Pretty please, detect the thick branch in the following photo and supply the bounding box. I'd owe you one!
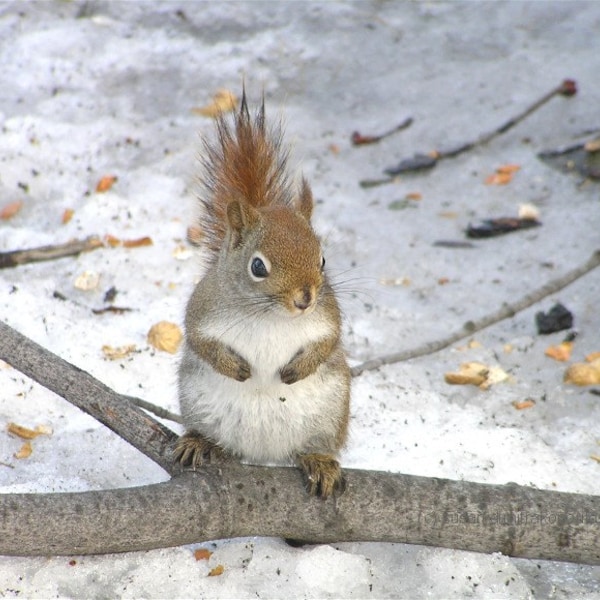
[0,467,599,563]
[0,320,178,474]
[1,316,599,562]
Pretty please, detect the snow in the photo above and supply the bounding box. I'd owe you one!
[1,1,600,597]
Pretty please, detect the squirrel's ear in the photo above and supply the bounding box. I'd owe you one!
[297,178,313,221]
[227,200,260,248]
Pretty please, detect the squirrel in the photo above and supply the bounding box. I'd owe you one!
[174,91,351,498]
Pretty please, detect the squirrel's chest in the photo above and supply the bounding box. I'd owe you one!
[202,312,331,381]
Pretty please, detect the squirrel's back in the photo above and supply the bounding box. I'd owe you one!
[198,92,298,260]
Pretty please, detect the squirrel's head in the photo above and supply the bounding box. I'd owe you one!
[223,180,325,317]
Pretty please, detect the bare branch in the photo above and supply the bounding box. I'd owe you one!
[0,236,104,269]
[1,467,599,563]
[0,320,178,474]
[351,250,600,376]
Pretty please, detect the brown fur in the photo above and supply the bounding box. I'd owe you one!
[198,92,295,260]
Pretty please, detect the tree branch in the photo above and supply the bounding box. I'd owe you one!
[2,310,600,562]
[0,236,104,269]
[0,320,178,474]
[1,467,599,563]
[351,250,600,376]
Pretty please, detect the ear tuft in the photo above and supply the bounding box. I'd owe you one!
[297,178,314,221]
[226,200,260,248]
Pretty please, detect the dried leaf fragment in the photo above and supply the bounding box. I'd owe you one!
[1,200,24,220]
[193,89,238,118]
[512,399,536,410]
[96,175,117,193]
[208,565,224,577]
[586,352,600,363]
[123,236,153,248]
[545,341,573,362]
[7,422,50,440]
[484,164,520,185]
[62,208,75,224]
[104,235,153,248]
[102,344,137,360]
[14,441,32,459]
[444,362,489,387]
[405,192,422,201]
[444,362,509,390]
[194,548,213,561]
[147,321,183,354]
[104,234,121,248]
[564,359,600,386]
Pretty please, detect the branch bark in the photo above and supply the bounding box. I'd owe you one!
[1,321,600,563]
[0,320,178,474]
[1,467,599,563]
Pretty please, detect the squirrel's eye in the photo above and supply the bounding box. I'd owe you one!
[320,256,326,271]
[249,254,270,280]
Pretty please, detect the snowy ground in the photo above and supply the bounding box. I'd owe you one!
[1,1,600,598]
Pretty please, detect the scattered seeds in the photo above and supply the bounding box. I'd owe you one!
[193,89,237,118]
[102,344,137,360]
[74,270,100,291]
[518,203,540,221]
[147,321,183,354]
[544,341,574,362]
[444,362,509,390]
[564,359,600,386]
[14,441,33,459]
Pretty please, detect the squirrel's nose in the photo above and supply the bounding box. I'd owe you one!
[293,286,315,311]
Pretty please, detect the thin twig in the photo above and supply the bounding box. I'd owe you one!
[0,236,104,269]
[125,395,183,424]
[351,117,413,146]
[351,249,600,376]
[361,79,577,187]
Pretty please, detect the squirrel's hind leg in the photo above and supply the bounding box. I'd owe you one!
[174,430,230,468]
[296,453,346,499]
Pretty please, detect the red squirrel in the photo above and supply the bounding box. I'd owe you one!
[175,92,350,498]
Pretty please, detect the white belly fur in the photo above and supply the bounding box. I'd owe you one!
[179,312,343,463]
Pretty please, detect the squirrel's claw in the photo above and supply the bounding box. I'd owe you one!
[297,453,345,499]
[174,431,226,468]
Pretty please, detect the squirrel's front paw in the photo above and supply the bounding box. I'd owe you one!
[173,431,227,468]
[232,359,251,382]
[218,348,251,382]
[280,363,300,384]
[297,453,345,499]
[280,351,313,384]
